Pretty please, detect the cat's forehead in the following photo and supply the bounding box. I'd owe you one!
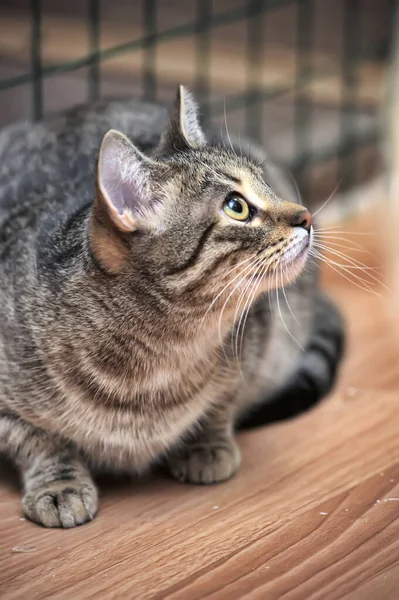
[202,150,279,210]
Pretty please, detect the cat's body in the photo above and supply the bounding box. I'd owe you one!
[0,88,343,527]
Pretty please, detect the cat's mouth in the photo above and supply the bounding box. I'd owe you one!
[280,228,312,268]
[246,229,312,289]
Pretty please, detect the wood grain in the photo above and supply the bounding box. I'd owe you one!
[0,211,398,599]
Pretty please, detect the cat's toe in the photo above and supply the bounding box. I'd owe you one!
[22,479,98,528]
[168,440,241,484]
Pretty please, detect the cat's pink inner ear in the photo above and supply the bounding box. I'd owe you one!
[97,130,150,232]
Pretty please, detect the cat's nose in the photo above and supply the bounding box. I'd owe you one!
[291,208,312,232]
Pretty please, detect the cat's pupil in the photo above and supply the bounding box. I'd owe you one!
[228,198,243,213]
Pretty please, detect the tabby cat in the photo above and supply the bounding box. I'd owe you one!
[0,86,343,527]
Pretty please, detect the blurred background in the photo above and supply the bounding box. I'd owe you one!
[0,0,395,213]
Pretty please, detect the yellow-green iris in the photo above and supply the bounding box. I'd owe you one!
[223,196,250,222]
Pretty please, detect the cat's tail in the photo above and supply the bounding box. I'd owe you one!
[237,293,344,429]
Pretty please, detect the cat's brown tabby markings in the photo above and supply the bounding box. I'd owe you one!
[0,86,343,527]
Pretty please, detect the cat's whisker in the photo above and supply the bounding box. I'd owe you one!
[234,256,273,367]
[220,273,261,371]
[312,248,377,286]
[286,168,302,205]
[312,242,386,288]
[232,259,263,366]
[200,253,258,325]
[311,180,342,219]
[315,258,381,296]
[223,100,237,157]
[238,257,273,362]
[310,249,382,296]
[232,260,265,379]
[237,130,243,156]
[236,267,266,366]
[312,237,371,255]
[217,254,265,367]
[315,229,377,236]
[313,230,367,245]
[313,239,370,264]
[312,239,376,263]
[313,229,372,251]
[275,265,304,351]
[231,270,255,364]
[280,264,300,327]
[313,245,378,272]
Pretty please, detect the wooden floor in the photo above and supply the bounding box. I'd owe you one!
[0,212,398,600]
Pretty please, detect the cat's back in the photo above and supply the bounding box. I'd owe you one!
[0,98,169,413]
[0,98,168,226]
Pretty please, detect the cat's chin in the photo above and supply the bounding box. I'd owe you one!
[239,235,311,294]
[278,229,312,285]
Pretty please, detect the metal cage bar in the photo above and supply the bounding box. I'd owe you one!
[88,0,101,102]
[0,0,393,201]
[0,0,301,93]
[30,0,43,121]
[142,0,158,101]
[294,0,314,195]
[195,0,212,123]
[245,0,265,141]
[339,0,360,194]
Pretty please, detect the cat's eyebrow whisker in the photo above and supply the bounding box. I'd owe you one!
[237,129,243,156]
[285,168,302,205]
[223,99,237,158]
[311,179,342,219]
[220,120,227,153]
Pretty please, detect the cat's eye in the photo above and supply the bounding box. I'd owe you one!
[223,195,251,222]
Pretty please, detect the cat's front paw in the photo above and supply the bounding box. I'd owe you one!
[22,478,98,528]
[168,439,241,484]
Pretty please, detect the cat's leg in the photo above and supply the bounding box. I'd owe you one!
[0,411,97,527]
[167,405,241,484]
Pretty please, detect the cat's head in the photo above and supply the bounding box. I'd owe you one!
[90,85,312,317]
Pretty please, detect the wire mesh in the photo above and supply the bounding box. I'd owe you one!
[0,0,395,204]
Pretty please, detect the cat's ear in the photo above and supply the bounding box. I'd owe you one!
[156,85,206,154]
[91,130,164,272]
[96,129,162,232]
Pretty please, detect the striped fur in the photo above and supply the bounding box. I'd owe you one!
[0,87,344,527]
